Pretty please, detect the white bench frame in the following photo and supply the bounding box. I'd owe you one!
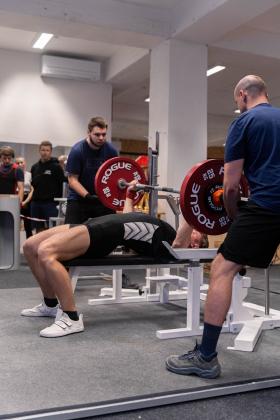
[66,246,280,352]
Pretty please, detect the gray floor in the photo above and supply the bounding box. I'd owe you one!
[90,387,280,419]
[0,264,280,417]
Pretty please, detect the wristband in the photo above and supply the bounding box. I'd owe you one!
[126,189,137,200]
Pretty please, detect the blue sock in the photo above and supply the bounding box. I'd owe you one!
[199,322,222,359]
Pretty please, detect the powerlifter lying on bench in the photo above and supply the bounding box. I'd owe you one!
[21,182,205,338]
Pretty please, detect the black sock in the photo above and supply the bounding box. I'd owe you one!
[199,322,222,359]
[44,297,58,308]
[64,311,79,321]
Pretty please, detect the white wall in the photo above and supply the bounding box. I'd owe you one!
[112,102,148,140]
[0,49,112,147]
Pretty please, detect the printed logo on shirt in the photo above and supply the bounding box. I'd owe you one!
[44,170,52,175]
[124,222,159,243]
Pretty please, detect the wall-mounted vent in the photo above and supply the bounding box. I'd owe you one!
[41,55,101,82]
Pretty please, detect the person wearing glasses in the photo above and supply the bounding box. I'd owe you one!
[65,116,118,224]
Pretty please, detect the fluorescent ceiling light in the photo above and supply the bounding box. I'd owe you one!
[32,33,54,49]
[145,67,225,100]
[207,65,226,77]
[234,109,241,114]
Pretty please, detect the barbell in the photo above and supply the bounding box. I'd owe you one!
[118,178,180,194]
[94,157,249,235]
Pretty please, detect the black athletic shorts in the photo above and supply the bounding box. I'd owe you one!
[82,212,176,259]
[218,200,280,268]
[65,198,115,224]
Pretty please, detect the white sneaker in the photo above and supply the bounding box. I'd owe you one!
[39,312,84,338]
[21,302,58,318]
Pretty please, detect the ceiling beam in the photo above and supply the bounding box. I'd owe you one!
[171,0,280,45]
[0,0,171,48]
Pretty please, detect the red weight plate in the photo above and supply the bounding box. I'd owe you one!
[95,157,147,211]
[180,159,230,235]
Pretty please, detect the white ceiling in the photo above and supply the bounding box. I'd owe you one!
[1,0,280,145]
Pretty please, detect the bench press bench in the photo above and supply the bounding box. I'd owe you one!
[63,246,280,352]
[63,248,216,340]
[63,250,216,305]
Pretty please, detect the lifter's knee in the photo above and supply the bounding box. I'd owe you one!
[23,236,39,259]
[210,253,241,283]
[37,242,57,267]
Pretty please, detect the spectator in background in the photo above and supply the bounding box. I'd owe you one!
[15,156,33,238]
[0,146,24,203]
[30,141,65,232]
[65,116,118,224]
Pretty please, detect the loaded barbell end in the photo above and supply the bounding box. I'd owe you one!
[118,179,128,190]
[212,189,224,206]
[118,179,148,191]
[212,189,249,207]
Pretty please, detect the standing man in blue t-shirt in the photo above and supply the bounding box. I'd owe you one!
[65,116,118,224]
[166,75,280,378]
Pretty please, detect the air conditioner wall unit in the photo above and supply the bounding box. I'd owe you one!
[41,55,101,82]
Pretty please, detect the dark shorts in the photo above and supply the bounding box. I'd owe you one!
[81,212,176,259]
[30,201,58,230]
[65,198,115,224]
[218,201,280,268]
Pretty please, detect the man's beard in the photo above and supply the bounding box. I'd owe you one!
[89,136,103,148]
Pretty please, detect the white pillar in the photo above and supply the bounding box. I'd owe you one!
[149,39,207,224]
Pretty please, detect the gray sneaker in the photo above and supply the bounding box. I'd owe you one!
[21,302,58,318]
[166,344,221,379]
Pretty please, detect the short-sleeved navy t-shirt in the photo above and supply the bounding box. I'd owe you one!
[225,103,280,213]
[66,139,118,200]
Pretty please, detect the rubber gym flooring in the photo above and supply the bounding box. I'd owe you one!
[0,261,280,419]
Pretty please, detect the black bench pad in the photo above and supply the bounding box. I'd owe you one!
[62,254,185,268]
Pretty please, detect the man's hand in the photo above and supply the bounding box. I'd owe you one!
[123,180,143,213]
[172,219,193,248]
[126,180,139,200]
[84,193,97,201]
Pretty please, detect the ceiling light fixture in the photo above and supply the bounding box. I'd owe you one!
[32,33,54,49]
[207,65,226,77]
[145,97,150,102]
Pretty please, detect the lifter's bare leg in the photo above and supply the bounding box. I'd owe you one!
[23,225,89,310]
[35,225,90,311]
[22,225,90,337]
[23,224,71,299]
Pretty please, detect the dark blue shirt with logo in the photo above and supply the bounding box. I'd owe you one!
[225,103,280,213]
